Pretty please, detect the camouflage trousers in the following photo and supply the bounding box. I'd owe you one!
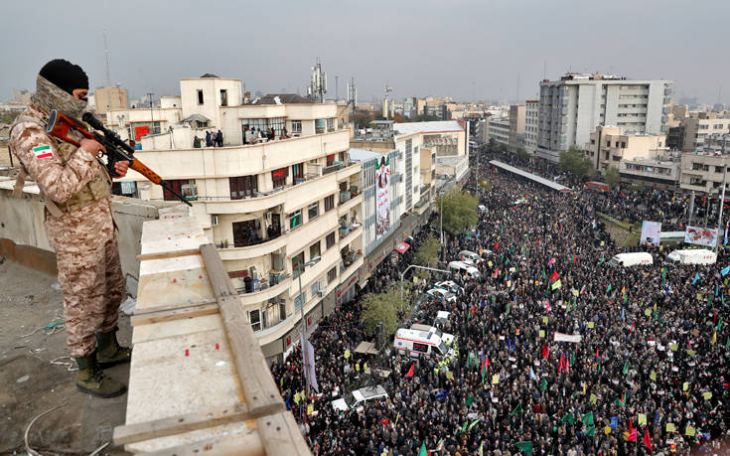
[45,198,125,357]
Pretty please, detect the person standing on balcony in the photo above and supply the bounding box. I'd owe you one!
[8,59,132,398]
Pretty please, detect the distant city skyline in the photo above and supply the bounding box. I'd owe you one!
[2,0,729,105]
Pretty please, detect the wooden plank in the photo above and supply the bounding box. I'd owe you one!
[137,248,201,262]
[140,429,264,456]
[130,303,220,326]
[256,412,311,456]
[114,402,281,445]
[200,244,284,413]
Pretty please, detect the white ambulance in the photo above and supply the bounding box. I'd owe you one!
[394,328,453,358]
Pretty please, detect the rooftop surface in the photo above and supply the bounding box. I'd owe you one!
[0,260,132,455]
[393,120,462,136]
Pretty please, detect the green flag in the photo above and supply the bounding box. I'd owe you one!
[623,361,629,376]
[510,403,523,416]
[514,441,533,454]
[607,284,612,293]
[582,412,594,427]
[717,317,724,332]
[419,441,428,456]
[561,412,575,424]
[468,418,481,431]
[465,395,475,407]
[540,377,548,392]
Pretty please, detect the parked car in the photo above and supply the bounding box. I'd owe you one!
[434,280,464,296]
[331,385,389,412]
[426,288,457,304]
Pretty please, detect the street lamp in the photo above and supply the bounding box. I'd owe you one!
[399,264,452,301]
[296,256,321,394]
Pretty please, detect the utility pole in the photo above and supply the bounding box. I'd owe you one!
[147,92,154,134]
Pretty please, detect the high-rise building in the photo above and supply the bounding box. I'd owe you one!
[524,100,539,154]
[536,73,672,162]
[508,104,526,150]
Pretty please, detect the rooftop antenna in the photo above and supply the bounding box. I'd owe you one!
[308,58,327,103]
[347,77,357,109]
[335,75,339,101]
[103,30,112,87]
[516,73,520,103]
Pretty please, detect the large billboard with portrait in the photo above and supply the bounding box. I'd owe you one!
[640,221,662,246]
[375,156,391,239]
[684,226,718,247]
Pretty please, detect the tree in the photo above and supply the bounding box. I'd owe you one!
[415,234,440,268]
[439,188,479,235]
[514,146,530,162]
[360,284,410,337]
[559,146,595,180]
[605,167,620,188]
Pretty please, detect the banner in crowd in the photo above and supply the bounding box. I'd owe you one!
[375,156,391,239]
[554,332,582,343]
[684,226,718,247]
[640,221,662,246]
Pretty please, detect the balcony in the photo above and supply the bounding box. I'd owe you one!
[236,271,291,306]
[339,253,363,283]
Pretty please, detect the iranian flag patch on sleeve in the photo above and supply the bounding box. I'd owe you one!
[33,144,54,159]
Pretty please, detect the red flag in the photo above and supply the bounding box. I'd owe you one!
[549,271,559,282]
[558,353,568,374]
[573,255,577,265]
[541,343,550,360]
[493,241,501,251]
[624,418,638,441]
[642,428,652,453]
[380,417,391,427]
[405,362,415,378]
[545,300,552,313]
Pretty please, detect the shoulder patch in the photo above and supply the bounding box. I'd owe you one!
[33,144,54,159]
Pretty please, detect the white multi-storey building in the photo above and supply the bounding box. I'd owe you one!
[536,73,672,162]
[524,100,539,154]
[113,74,363,361]
[487,116,511,147]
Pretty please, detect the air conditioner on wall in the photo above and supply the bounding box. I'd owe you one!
[316,291,325,298]
[211,215,219,226]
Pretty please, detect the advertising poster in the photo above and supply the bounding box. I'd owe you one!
[375,157,391,238]
[640,221,662,246]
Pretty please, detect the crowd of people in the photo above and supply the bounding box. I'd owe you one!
[271,150,729,455]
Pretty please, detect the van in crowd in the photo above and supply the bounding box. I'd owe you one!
[608,252,653,267]
[666,249,717,265]
[394,327,453,358]
[331,385,389,412]
[448,260,481,279]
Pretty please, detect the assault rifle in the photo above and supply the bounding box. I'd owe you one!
[45,110,191,206]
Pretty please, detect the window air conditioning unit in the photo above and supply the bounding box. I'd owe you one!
[316,291,325,298]
[211,215,219,226]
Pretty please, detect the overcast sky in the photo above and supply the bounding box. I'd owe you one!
[2,0,728,105]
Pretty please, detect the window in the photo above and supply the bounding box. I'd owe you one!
[279,302,287,322]
[292,252,305,277]
[311,280,321,297]
[289,210,303,230]
[326,232,336,249]
[327,118,334,132]
[308,202,319,220]
[294,291,306,311]
[220,89,228,107]
[291,120,302,134]
[327,267,337,283]
[229,175,258,199]
[197,90,204,105]
[309,241,321,260]
[413,342,429,353]
[315,119,326,134]
[232,220,261,247]
[272,167,288,189]
[326,154,336,166]
[292,162,304,183]
[243,118,286,136]
[163,179,192,201]
[324,194,335,211]
[249,309,261,332]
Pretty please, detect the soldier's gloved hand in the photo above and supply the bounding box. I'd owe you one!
[79,138,106,156]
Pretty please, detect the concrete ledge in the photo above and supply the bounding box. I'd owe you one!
[0,238,57,275]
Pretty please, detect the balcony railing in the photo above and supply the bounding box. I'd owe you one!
[236,270,290,295]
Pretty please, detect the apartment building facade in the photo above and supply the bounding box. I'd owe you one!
[524,100,539,154]
[487,116,511,147]
[114,75,363,360]
[537,73,672,162]
[583,125,667,171]
[681,112,730,152]
[679,152,730,194]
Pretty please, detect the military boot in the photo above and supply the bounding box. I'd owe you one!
[75,354,127,398]
[96,329,132,368]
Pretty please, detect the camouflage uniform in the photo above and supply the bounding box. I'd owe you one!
[9,76,125,357]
